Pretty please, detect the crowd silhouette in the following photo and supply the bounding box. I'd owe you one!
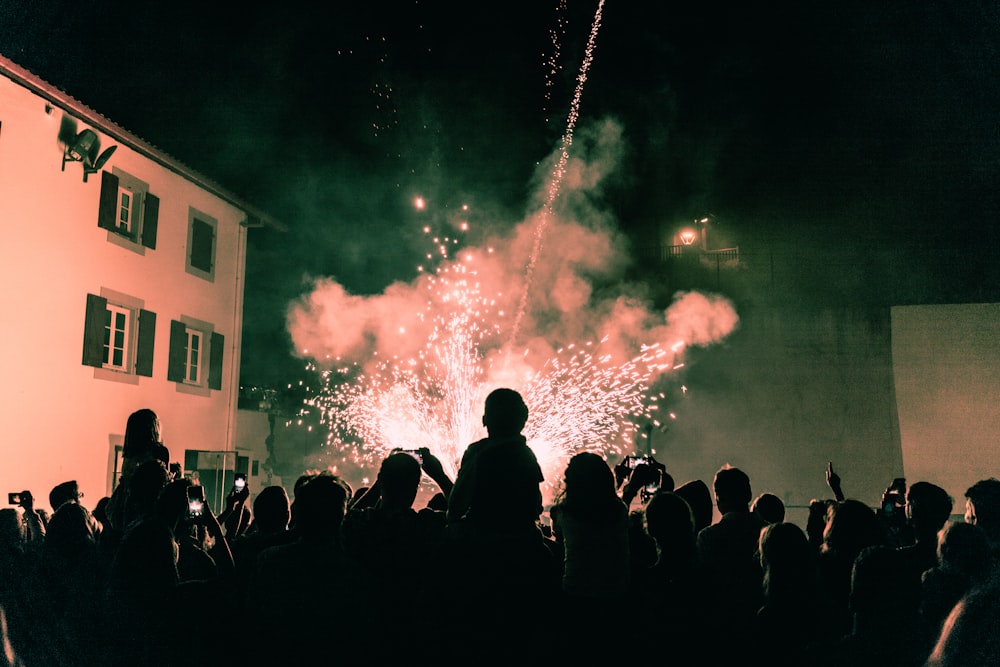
[1,391,999,666]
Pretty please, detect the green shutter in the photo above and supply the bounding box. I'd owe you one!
[167,320,187,383]
[190,219,214,272]
[135,309,156,377]
[97,172,118,231]
[208,332,224,390]
[82,293,107,367]
[141,193,159,249]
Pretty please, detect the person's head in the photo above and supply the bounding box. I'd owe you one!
[49,480,83,513]
[752,492,786,524]
[822,499,883,558]
[252,486,291,534]
[644,491,695,549]
[759,522,812,602]
[906,481,953,537]
[713,465,752,514]
[0,508,25,545]
[674,479,713,533]
[378,452,422,509]
[482,388,529,437]
[557,452,618,513]
[964,478,1000,533]
[937,521,991,581]
[293,474,351,539]
[44,502,99,559]
[123,408,161,459]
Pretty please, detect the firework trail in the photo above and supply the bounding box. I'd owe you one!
[508,0,606,350]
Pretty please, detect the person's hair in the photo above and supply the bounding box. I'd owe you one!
[49,480,81,513]
[907,481,953,533]
[713,465,752,509]
[554,452,621,516]
[937,521,991,581]
[965,478,1000,525]
[252,486,291,533]
[293,474,350,538]
[822,499,883,558]
[482,388,529,436]
[674,479,713,533]
[752,492,786,524]
[0,508,25,544]
[379,452,422,500]
[759,522,812,604]
[123,408,161,458]
[645,491,695,548]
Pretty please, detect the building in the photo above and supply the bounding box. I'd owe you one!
[0,55,283,512]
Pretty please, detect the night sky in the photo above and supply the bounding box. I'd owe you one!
[2,1,998,388]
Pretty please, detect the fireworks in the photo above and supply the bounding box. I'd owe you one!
[302,240,683,496]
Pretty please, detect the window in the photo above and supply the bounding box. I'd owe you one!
[184,327,203,385]
[82,291,155,378]
[186,210,217,281]
[98,170,158,250]
[168,317,224,391]
[104,304,131,371]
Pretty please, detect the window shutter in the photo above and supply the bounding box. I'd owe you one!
[141,193,159,249]
[209,332,225,390]
[97,172,119,231]
[135,309,156,377]
[167,320,187,383]
[82,293,108,367]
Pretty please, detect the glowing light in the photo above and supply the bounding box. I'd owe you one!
[415,197,426,210]
[679,229,697,246]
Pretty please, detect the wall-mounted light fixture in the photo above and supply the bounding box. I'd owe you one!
[59,114,117,182]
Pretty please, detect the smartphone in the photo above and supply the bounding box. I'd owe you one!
[187,485,205,518]
[234,473,247,492]
[626,455,647,469]
[8,493,20,506]
[401,449,423,464]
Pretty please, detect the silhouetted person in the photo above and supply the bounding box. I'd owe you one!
[433,390,557,663]
[920,521,992,640]
[446,388,543,529]
[107,409,163,534]
[897,481,952,590]
[342,450,450,661]
[755,522,823,665]
[229,485,294,601]
[637,491,707,661]
[925,583,1000,666]
[250,474,371,666]
[28,502,104,665]
[810,545,926,667]
[696,465,767,657]
[963,477,1000,568]
[816,498,885,638]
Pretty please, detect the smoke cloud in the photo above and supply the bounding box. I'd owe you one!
[287,116,739,392]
